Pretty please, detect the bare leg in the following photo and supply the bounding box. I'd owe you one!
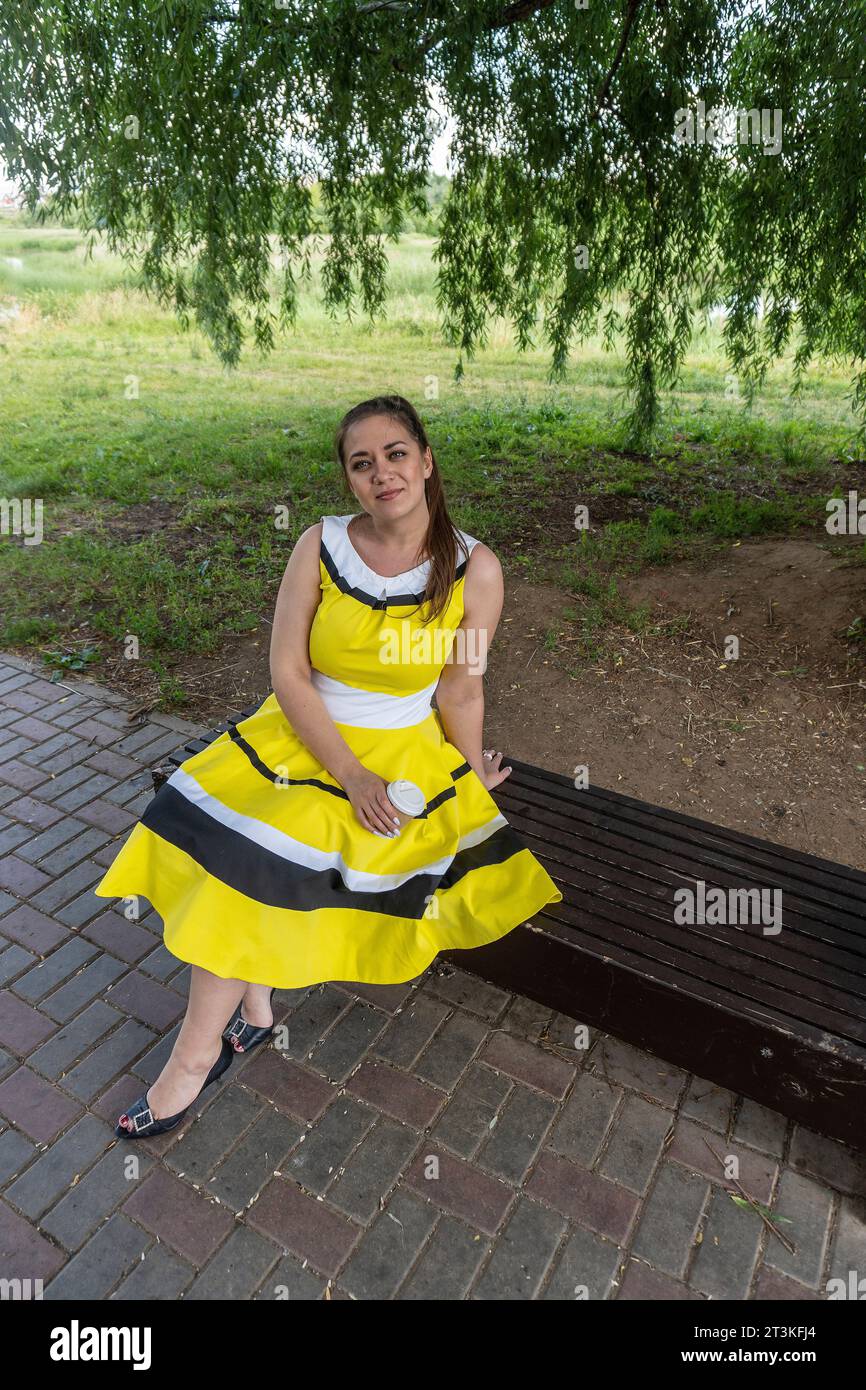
[117,966,245,1130]
[238,982,275,1028]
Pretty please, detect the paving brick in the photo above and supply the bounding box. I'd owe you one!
[138,942,182,982]
[0,1066,82,1141]
[340,1187,438,1298]
[298,999,388,1083]
[734,1096,790,1156]
[0,1196,67,1283]
[471,1195,566,1299]
[241,1049,336,1121]
[7,714,65,742]
[43,1211,151,1299]
[0,822,36,855]
[524,1149,639,1244]
[586,1036,688,1107]
[0,943,37,984]
[32,826,113,877]
[789,1126,866,1198]
[482,1030,577,1099]
[397,1212,490,1300]
[0,1127,36,1184]
[84,747,147,779]
[272,984,353,1060]
[547,1069,620,1167]
[111,724,174,756]
[345,1058,445,1130]
[370,991,450,1070]
[0,735,35,763]
[403,1142,516,1236]
[14,816,89,863]
[29,857,103,914]
[52,772,118,813]
[430,1061,511,1158]
[165,1083,267,1182]
[666,1117,777,1204]
[0,887,19,915]
[41,1145,157,1251]
[110,1241,194,1300]
[752,1265,822,1300]
[184,1224,280,1300]
[0,990,55,1053]
[423,966,512,1021]
[62,1018,156,1101]
[27,765,93,801]
[0,759,45,792]
[122,1165,234,1265]
[327,1117,423,1223]
[1,689,50,715]
[476,1082,557,1184]
[104,970,185,1030]
[0,904,66,953]
[14,936,98,1002]
[253,1251,328,1300]
[413,1008,488,1089]
[689,1181,764,1298]
[207,1106,299,1211]
[29,1000,121,1079]
[827,1194,866,1284]
[597,1094,672,1193]
[69,717,126,747]
[630,1160,709,1277]
[542,1222,623,1300]
[55,887,109,930]
[5,1114,113,1219]
[246,1173,361,1278]
[20,734,93,771]
[1,795,63,830]
[762,1168,832,1288]
[40,952,126,1023]
[75,798,138,834]
[0,854,52,897]
[82,910,158,962]
[618,1260,706,1300]
[282,1093,374,1196]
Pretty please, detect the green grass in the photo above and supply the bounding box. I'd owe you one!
[0,214,861,705]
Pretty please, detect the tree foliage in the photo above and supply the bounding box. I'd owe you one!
[1,0,864,445]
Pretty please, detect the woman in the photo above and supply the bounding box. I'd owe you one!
[94,393,562,1138]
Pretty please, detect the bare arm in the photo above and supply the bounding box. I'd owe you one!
[434,543,509,784]
[268,523,403,837]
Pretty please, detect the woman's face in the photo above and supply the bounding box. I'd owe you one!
[343,414,433,519]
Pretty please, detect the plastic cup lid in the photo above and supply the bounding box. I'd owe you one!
[387,779,426,816]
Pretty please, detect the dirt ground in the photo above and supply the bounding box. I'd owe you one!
[490,532,866,870]
[19,527,866,871]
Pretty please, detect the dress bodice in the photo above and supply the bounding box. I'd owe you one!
[308,514,480,729]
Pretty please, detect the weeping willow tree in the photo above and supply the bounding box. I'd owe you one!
[1,0,864,446]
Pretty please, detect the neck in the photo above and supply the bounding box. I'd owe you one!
[358,500,430,553]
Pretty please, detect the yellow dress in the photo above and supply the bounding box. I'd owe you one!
[93,514,563,987]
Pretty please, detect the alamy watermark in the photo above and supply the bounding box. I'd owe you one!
[674,101,783,156]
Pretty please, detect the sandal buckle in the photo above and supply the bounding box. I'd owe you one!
[228,1017,246,1042]
[132,1106,155,1132]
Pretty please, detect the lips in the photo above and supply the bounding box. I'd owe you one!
[376,489,402,500]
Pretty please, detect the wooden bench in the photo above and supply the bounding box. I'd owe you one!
[152,705,866,1153]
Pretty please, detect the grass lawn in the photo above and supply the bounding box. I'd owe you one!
[0,217,863,709]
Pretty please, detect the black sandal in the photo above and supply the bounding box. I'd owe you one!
[115,1036,234,1139]
[224,986,276,1055]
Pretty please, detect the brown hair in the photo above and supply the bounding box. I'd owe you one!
[334,394,469,624]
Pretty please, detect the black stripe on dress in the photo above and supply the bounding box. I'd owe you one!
[141,783,526,917]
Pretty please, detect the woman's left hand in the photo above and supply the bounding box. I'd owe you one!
[478,748,512,791]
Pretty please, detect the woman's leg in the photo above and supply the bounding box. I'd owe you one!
[238,982,275,1028]
[117,965,245,1129]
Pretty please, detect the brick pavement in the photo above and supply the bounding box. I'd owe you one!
[0,650,864,1301]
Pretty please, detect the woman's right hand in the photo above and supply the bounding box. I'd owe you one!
[342,767,401,838]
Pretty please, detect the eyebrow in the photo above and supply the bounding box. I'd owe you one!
[348,439,408,461]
